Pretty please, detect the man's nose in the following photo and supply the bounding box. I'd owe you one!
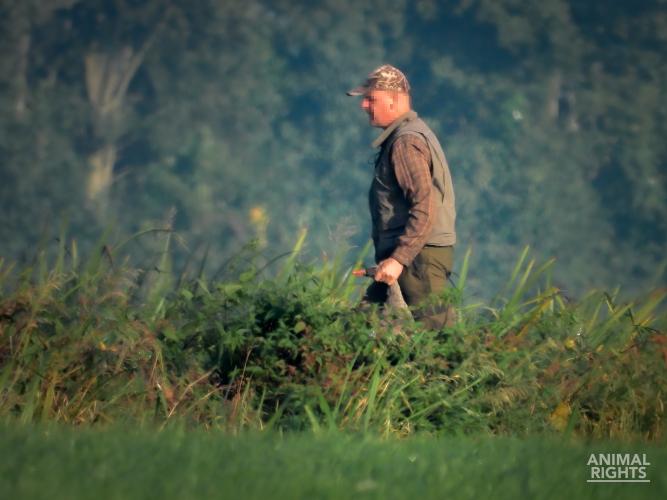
[360,98,369,110]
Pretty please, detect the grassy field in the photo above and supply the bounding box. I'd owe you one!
[1,424,664,500]
[1,236,665,438]
[1,234,665,498]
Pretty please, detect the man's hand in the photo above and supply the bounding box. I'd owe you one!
[374,257,404,285]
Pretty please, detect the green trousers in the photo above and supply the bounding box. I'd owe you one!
[362,245,455,330]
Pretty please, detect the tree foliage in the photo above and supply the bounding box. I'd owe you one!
[0,0,665,296]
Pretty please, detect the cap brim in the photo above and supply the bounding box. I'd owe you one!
[346,85,367,96]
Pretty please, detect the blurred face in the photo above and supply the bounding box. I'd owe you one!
[360,89,399,128]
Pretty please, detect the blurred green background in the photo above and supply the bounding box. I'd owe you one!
[1,0,665,298]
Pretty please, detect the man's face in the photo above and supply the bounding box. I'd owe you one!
[360,89,397,128]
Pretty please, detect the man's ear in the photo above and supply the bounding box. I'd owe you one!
[389,91,398,110]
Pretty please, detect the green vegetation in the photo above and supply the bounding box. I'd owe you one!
[2,424,665,500]
[1,233,664,441]
[1,2,666,495]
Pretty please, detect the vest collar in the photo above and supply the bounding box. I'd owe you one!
[371,110,418,149]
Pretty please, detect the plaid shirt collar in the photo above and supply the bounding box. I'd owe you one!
[371,110,418,149]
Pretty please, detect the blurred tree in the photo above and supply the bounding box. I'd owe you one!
[407,0,666,295]
[0,0,664,297]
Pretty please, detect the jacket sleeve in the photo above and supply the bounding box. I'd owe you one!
[389,134,433,267]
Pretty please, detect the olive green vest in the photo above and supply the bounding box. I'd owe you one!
[369,111,456,260]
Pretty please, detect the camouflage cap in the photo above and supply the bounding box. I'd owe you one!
[346,64,411,96]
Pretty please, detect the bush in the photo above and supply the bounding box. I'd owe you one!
[0,235,665,441]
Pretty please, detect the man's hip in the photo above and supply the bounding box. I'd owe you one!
[398,245,453,304]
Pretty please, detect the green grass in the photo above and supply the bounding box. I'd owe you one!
[0,232,665,440]
[1,423,665,500]
[1,232,665,498]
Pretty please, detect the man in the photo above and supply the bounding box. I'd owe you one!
[347,64,457,329]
